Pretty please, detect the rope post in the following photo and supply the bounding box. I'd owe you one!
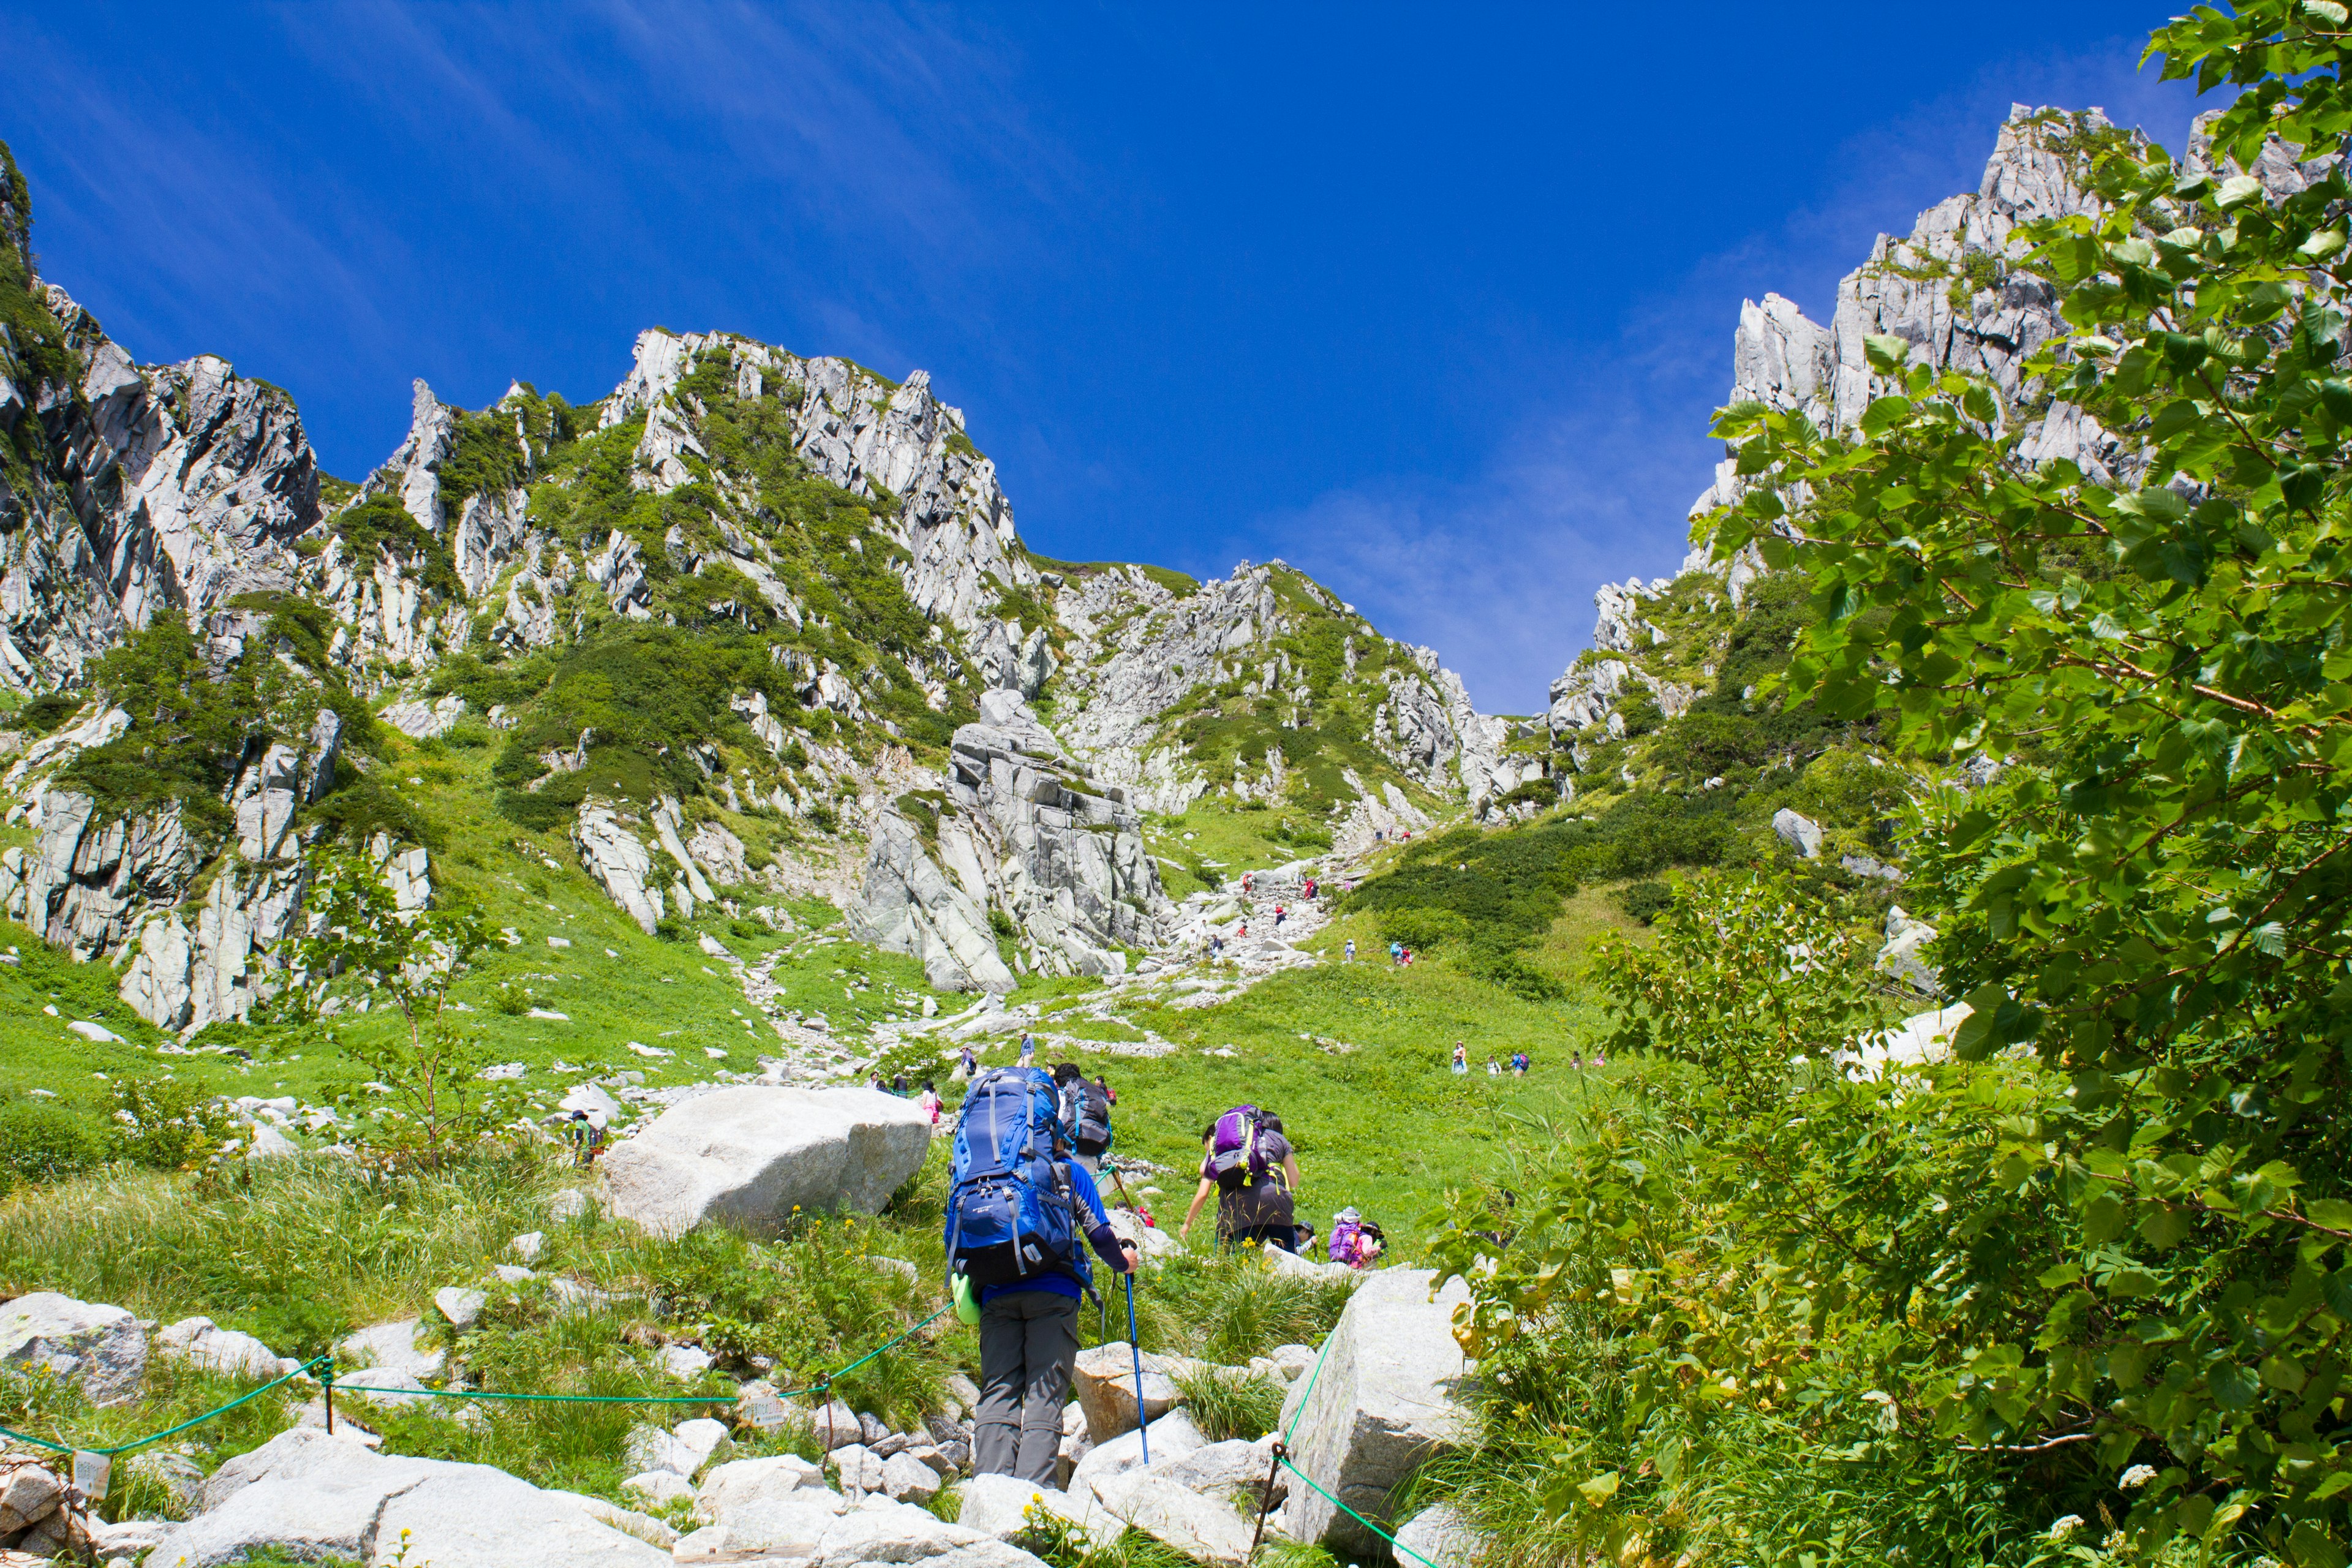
[322,1360,336,1435]
[1247,1439,1287,1561]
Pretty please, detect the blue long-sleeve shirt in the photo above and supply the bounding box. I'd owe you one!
[971,1157,1133,1307]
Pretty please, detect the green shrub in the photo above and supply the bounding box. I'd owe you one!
[1377,907,1469,951]
[1618,880,1672,925]
[333,492,461,598]
[108,1076,238,1171]
[16,692,78,734]
[0,1099,105,1191]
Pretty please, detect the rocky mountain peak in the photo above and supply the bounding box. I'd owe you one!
[1548,103,2135,747]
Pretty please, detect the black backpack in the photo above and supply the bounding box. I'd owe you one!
[1070,1080,1114,1152]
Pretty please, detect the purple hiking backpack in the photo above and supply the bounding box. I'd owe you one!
[1210,1104,1266,1178]
[1329,1210,1363,1265]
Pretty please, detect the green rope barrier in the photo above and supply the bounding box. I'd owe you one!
[1278,1455,1442,1568]
[0,1298,958,1454]
[821,1303,953,1383]
[0,1355,333,1458]
[0,1422,69,1454]
[1281,1325,1336,1445]
[327,1384,738,1404]
[336,1302,955,1408]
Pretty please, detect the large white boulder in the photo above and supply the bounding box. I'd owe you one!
[146,1427,669,1568]
[600,1086,932,1237]
[1278,1268,1474,1555]
[0,1292,146,1406]
[157,1316,298,1380]
[1875,905,1942,995]
[1773,807,1823,858]
[1071,1343,1179,1442]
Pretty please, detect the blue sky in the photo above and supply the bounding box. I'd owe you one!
[1,3,2203,712]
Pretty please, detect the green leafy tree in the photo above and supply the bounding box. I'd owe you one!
[300,855,503,1171]
[1433,874,2065,1567]
[1681,4,2352,1559]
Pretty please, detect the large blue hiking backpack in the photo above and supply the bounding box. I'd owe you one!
[946,1067,1080,1289]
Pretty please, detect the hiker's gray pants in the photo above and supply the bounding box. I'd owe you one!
[974,1289,1080,1485]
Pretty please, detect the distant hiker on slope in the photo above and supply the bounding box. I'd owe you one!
[1052,1061,1115,1174]
[1344,938,1355,963]
[959,1044,978,1082]
[1452,1041,1468,1076]
[1018,1031,1036,1068]
[1180,1104,1302,1251]
[947,1065,1138,1486]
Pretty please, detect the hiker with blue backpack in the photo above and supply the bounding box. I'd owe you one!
[945,1065,1139,1486]
[1177,1104,1302,1251]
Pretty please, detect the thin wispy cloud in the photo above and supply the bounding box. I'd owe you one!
[1266,38,2206,715]
[0,15,406,381]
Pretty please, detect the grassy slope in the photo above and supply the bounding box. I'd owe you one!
[0,718,1636,1243]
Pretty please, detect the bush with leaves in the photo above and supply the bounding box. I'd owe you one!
[1430,874,2109,1566]
[301,856,511,1172]
[1428,9,2352,1566]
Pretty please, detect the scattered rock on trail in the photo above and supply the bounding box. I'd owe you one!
[0,1464,63,1533]
[623,1417,732,1478]
[1154,1436,1286,1505]
[1071,1343,1178,1442]
[509,1230,546,1262]
[157,1317,298,1380]
[558,1084,623,1121]
[1267,1343,1316,1381]
[656,1343,712,1380]
[598,1085,931,1238]
[0,1292,146,1406]
[148,1427,670,1567]
[434,1287,487,1331]
[956,1473,1121,1553]
[1772,807,1824,859]
[1394,1501,1482,1567]
[1278,1267,1475,1555]
[548,1189,590,1221]
[1069,1408,1204,1495]
[1264,1245,1352,1281]
[243,1124,299,1160]
[1088,1468,1259,1564]
[337,1319,443,1381]
[549,1493,677,1552]
[674,1480,1048,1565]
[620,1469,695,1508]
[692,1453,826,1521]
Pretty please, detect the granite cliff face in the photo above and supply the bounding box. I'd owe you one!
[0,134,1514,1015]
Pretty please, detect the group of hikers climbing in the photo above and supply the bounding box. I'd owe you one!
[941,1061,1385,1486]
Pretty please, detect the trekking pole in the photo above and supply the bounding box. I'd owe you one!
[1125,1272,1149,1464]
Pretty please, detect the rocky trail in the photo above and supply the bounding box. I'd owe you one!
[0,1086,1481,1568]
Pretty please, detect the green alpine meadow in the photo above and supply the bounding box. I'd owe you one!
[0,4,2346,1566]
